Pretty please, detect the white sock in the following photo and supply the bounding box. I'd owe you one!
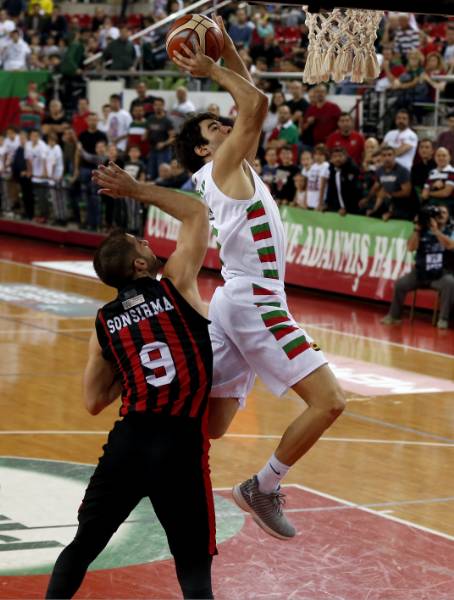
[256,454,290,494]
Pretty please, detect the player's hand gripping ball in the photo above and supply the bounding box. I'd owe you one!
[166,14,224,63]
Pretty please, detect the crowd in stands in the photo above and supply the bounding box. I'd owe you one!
[0,2,453,235]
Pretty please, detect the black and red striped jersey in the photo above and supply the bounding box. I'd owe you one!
[95,277,212,419]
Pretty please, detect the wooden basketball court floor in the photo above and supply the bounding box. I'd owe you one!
[1,234,454,599]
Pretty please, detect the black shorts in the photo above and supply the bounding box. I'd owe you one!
[78,413,217,560]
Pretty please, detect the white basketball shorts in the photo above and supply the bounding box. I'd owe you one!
[208,278,327,405]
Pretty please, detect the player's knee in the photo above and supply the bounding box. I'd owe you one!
[329,388,346,419]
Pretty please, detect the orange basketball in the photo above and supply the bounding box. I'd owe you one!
[166,14,224,63]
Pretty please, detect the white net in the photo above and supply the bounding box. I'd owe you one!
[302,7,383,84]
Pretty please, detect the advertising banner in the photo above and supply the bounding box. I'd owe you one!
[145,205,432,307]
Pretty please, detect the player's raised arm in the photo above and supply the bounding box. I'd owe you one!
[92,162,209,297]
[172,42,268,182]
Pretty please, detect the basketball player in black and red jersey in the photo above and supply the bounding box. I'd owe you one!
[46,166,216,599]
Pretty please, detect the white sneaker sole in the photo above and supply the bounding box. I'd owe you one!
[232,484,295,541]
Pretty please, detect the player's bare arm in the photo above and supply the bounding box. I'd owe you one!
[172,42,268,199]
[93,163,209,312]
[83,331,121,415]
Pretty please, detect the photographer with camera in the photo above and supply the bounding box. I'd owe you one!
[381,204,454,329]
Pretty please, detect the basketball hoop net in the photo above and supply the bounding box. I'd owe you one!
[302,6,383,84]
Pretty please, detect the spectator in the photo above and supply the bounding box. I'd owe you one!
[42,99,66,143]
[228,6,253,49]
[19,81,45,132]
[381,204,454,329]
[411,139,436,192]
[393,50,431,113]
[91,7,106,33]
[304,144,330,210]
[262,90,286,144]
[24,3,47,39]
[293,172,306,208]
[129,81,157,118]
[362,137,380,171]
[167,158,189,188]
[274,146,299,205]
[436,112,454,161]
[442,22,454,64]
[123,145,146,234]
[206,103,220,117]
[59,31,85,110]
[12,130,32,218]
[75,112,108,207]
[106,93,133,152]
[102,142,125,230]
[1,126,20,215]
[421,147,454,210]
[262,147,280,191]
[146,96,175,179]
[43,6,67,41]
[45,131,65,224]
[97,103,110,134]
[29,0,53,16]
[326,113,365,167]
[375,44,405,92]
[382,109,418,172]
[41,35,59,59]
[284,80,309,125]
[325,147,361,215]
[249,33,284,69]
[103,26,136,71]
[4,0,25,19]
[98,17,119,50]
[253,13,274,41]
[359,149,382,209]
[301,84,342,146]
[71,98,90,138]
[0,9,15,48]
[154,161,171,186]
[267,104,299,158]
[169,86,196,132]
[127,104,149,159]
[393,12,420,57]
[25,129,48,222]
[2,29,30,70]
[360,146,413,221]
[422,52,447,101]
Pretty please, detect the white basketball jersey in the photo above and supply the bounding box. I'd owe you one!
[193,161,286,283]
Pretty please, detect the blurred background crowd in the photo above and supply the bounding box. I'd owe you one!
[0,0,453,235]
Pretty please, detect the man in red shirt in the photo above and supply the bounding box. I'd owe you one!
[301,84,341,145]
[326,113,365,166]
[71,98,90,137]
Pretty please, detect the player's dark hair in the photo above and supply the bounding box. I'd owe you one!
[175,112,217,173]
[93,230,139,289]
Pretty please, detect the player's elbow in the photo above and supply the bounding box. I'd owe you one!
[252,92,269,118]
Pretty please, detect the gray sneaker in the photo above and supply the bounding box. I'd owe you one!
[232,475,296,540]
[380,314,402,325]
[437,319,449,330]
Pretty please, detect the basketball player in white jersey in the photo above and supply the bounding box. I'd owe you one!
[94,18,345,540]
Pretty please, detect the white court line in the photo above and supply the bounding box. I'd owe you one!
[302,322,454,359]
[2,259,452,359]
[0,258,99,283]
[2,455,453,540]
[1,430,454,448]
[291,483,454,543]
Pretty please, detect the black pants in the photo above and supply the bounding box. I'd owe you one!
[46,414,216,599]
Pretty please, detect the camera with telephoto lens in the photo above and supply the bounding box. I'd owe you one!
[417,205,441,230]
